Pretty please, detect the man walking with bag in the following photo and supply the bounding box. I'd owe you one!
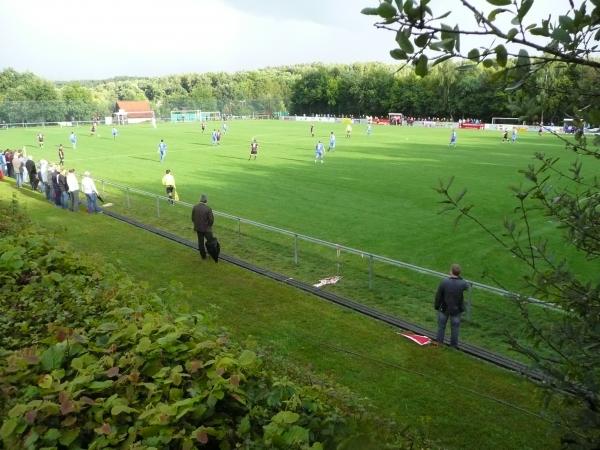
[191,194,214,260]
[434,263,469,348]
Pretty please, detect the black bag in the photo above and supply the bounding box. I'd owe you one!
[206,236,220,263]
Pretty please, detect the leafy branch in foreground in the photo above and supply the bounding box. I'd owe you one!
[363,0,600,80]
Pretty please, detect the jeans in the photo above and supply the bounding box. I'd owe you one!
[16,172,23,188]
[196,231,214,259]
[85,193,101,213]
[436,311,461,347]
[60,191,69,209]
[69,190,79,212]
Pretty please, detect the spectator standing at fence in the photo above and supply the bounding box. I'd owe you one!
[158,139,167,162]
[39,159,49,199]
[50,166,60,205]
[191,194,214,260]
[0,151,6,178]
[161,169,176,205]
[58,169,69,209]
[81,171,101,213]
[4,150,14,178]
[66,169,80,212]
[434,263,470,348]
[69,132,77,149]
[58,144,65,166]
[13,152,24,188]
[25,157,38,191]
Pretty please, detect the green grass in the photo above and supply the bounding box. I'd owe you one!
[0,181,563,449]
[3,120,590,359]
[5,120,592,286]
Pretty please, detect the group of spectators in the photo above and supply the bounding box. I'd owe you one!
[0,148,102,214]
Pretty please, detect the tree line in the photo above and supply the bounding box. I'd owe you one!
[0,60,597,124]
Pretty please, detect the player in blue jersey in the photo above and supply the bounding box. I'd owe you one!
[449,129,457,147]
[328,132,336,151]
[69,132,77,149]
[314,141,324,164]
[112,127,118,140]
[511,128,517,143]
[158,139,167,162]
[367,124,372,136]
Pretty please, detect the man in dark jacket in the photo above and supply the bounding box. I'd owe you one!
[434,263,470,348]
[25,157,38,191]
[191,194,214,259]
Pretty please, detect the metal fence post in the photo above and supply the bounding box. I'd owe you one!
[126,187,130,208]
[368,254,373,290]
[156,196,160,217]
[294,234,298,265]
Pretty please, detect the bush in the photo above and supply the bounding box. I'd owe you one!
[0,199,417,449]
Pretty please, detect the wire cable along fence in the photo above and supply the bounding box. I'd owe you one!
[96,178,551,305]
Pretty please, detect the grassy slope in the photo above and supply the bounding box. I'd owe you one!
[1,181,561,449]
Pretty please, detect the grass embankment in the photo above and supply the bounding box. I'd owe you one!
[0,181,563,449]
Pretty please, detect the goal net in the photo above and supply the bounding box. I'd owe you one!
[491,117,520,125]
[170,110,221,122]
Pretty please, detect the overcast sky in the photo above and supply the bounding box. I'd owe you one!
[0,0,574,81]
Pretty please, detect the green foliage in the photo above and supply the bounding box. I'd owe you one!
[0,202,411,449]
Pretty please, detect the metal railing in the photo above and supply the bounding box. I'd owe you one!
[95,178,553,310]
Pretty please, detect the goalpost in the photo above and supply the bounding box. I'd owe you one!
[170,110,221,122]
[491,117,521,130]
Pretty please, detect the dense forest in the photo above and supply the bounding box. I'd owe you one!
[0,60,597,124]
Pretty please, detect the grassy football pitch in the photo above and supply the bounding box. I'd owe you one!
[4,119,592,289]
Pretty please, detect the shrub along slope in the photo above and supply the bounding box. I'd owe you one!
[0,198,407,449]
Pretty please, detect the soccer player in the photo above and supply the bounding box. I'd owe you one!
[69,132,77,149]
[449,129,457,147]
[222,122,228,134]
[249,138,258,160]
[211,129,217,145]
[310,124,314,137]
[367,124,372,136]
[201,122,206,133]
[37,133,44,149]
[90,121,97,136]
[314,141,324,164]
[345,123,352,138]
[216,130,221,144]
[158,139,167,162]
[161,169,176,205]
[328,132,336,151]
[58,144,65,166]
[502,130,509,142]
[112,127,118,140]
[511,128,517,143]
